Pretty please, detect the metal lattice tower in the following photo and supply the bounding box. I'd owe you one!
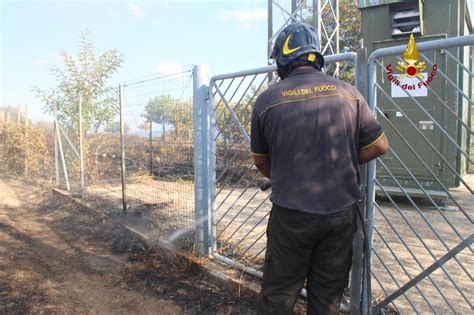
[268,0,340,73]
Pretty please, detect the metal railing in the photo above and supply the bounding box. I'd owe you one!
[366,35,473,314]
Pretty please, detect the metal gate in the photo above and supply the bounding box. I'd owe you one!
[194,52,366,306]
[366,36,473,313]
[193,35,473,314]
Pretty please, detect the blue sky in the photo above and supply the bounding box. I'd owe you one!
[2,0,473,122]
[1,0,273,122]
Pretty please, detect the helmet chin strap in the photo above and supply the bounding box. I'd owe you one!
[276,63,292,80]
[277,59,323,80]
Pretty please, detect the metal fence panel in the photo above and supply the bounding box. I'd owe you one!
[367,35,473,314]
[118,67,195,241]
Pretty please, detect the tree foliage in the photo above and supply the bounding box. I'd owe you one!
[305,0,361,82]
[33,31,123,134]
[338,0,362,53]
[142,95,175,127]
[305,0,361,53]
[142,95,193,140]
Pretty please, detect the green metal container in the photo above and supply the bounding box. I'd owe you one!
[359,0,472,200]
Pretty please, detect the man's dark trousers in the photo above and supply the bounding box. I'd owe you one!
[257,203,356,315]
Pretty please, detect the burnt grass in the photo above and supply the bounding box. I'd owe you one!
[75,207,258,314]
[0,180,257,314]
[84,134,264,189]
[65,200,258,314]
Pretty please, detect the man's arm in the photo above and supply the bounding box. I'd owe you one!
[252,154,271,179]
[251,97,271,178]
[358,133,389,164]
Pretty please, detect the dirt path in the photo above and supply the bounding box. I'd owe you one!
[0,179,256,314]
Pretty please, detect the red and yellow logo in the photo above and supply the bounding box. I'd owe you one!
[397,34,426,80]
[386,34,437,92]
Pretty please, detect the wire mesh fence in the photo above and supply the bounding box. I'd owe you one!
[119,66,195,240]
[367,36,473,314]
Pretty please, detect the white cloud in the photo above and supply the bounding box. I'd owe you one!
[156,63,185,77]
[219,8,267,29]
[128,3,145,18]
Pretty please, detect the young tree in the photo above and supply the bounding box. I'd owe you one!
[142,95,193,140]
[142,95,174,127]
[33,30,123,134]
[142,95,174,141]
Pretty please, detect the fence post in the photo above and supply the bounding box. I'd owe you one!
[79,94,85,198]
[350,48,368,315]
[54,105,59,187]
[363,55,378,315]
[149,120,153,176]
[267,0,273,82]
[55,115,70,191]
[193,64,211,256]
[209,77,217,253]
[119,84,127,214]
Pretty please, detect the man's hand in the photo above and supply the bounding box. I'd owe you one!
[252,154,271,179]
[358,133,389,164]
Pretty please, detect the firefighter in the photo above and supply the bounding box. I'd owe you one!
[251,22,388,314]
